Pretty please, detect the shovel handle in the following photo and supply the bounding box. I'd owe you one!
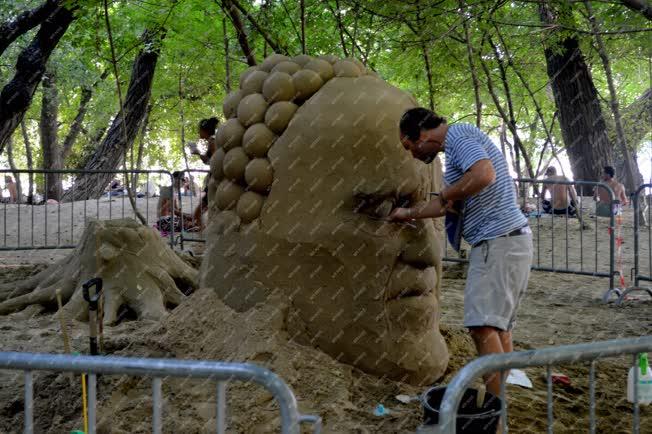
[82,278,103,310]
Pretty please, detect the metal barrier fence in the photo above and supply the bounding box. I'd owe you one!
[619,184,652,303]
[417,335,652,434]
[0,169,176,250]
[442,178,618,300]
[175,169,210,249]
[0,351,321,434]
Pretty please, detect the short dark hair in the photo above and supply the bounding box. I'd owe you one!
[199,117,219,135]
[604,166,615,178]
[399,108,446,141]
[545,166,557,176]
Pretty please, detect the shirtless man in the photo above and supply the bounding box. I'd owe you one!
[540,167,578,216]
[4,176,17,203]
[595,166,628,217]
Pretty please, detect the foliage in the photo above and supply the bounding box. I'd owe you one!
[0,0,649,177]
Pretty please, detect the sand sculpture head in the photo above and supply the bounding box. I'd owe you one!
[201,54,448,384]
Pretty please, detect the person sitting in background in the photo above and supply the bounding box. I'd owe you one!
[595,166,628,217]
[156,181,198,235]
[540,166,578,216]
[4,176,18,203]
[188,117,219,228]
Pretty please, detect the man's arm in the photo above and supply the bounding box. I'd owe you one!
[619,184,629,205]
[389,159,495,221]
[440,159,495,202]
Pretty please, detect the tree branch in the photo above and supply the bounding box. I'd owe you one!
[0,0,59,57]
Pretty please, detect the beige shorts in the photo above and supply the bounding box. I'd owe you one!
[464,233,533,331]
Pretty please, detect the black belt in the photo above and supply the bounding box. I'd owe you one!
[473,226,531,248]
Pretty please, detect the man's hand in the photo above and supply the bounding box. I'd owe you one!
[187,141,199,155]
[388,207,413,222]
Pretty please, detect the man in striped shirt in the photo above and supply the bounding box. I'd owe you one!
[390,108,533,396]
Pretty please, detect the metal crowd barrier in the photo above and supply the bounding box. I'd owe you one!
[0,169,176,250]
[0,351,321,434]
[417,335,652,434]
[619,184,652,303]
[442,178,618,301]
[174,169,210,249]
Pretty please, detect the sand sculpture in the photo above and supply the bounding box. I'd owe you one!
[0,219,198,322]
[201,54,448,385]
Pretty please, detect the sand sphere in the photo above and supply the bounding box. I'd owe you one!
[245,158,274,192]
[293,69,324,101]
[260,53,289,72]
[333,60,361,77]
[264,101,298,134]
[216,118,246,151]
[291,54,313,66]
[237,93,268,127]
[223,90,243,119]
[236,191,265,223]
[222,147,250,181]
[216,179,244,210]
[241,70,269,96]
[210,148,226,180]
[305,59,334,82]
[271,61,301,75]
[239,66,260,89]
[243,123,276,158]
[262,72,295,103]
[318,54,339,64]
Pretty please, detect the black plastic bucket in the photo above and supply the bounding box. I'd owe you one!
[422,386,502,433]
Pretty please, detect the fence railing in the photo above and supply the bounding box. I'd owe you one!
[0,351,321,434]
[442,178,619,301]
[174,169,210,249]
[617,184,652,303]
[0,169,176,250]
[416,335,652,434]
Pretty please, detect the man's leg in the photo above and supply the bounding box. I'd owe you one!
[469,326,509,396]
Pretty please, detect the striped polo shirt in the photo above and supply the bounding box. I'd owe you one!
[443,123,527,246]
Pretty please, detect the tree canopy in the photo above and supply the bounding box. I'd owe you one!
[0,0,650,187]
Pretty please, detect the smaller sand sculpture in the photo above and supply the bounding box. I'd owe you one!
[0,219,198,322]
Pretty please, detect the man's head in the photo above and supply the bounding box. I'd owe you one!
[399,108,447,163]
[545,166,557,177]
[198,117,219,140]
[4,176,12,183]
[603,166,615,181]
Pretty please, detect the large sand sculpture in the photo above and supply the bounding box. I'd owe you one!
[201,54,449,385]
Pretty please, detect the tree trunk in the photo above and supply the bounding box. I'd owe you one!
[223,17,231,93]
[20,120,34,203]
[222,0,257,66]
[329,0,349,57]
[421,43,435,111]
[6,137,23,202]
[0,5,75,156]
[63,33,162,201]
[0,0,59,57]
[300,0,306,54]
[539,2,612,182]
[459,0,482,127]
[229,0,285,55]
[585,0,638,193]
[132,103,151,191]
[620,0,652,19]
[40,70,63,201]
[61,86,93,162]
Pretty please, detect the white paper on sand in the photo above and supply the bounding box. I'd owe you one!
[506,369,533,388]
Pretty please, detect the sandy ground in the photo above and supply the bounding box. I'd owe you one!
[0,203,650,433]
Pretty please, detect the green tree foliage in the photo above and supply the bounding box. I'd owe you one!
[0,0,649,179]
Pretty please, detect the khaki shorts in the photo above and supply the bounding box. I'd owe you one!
[464,233,533,331]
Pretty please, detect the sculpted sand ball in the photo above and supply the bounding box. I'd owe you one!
[201,54,448,385]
